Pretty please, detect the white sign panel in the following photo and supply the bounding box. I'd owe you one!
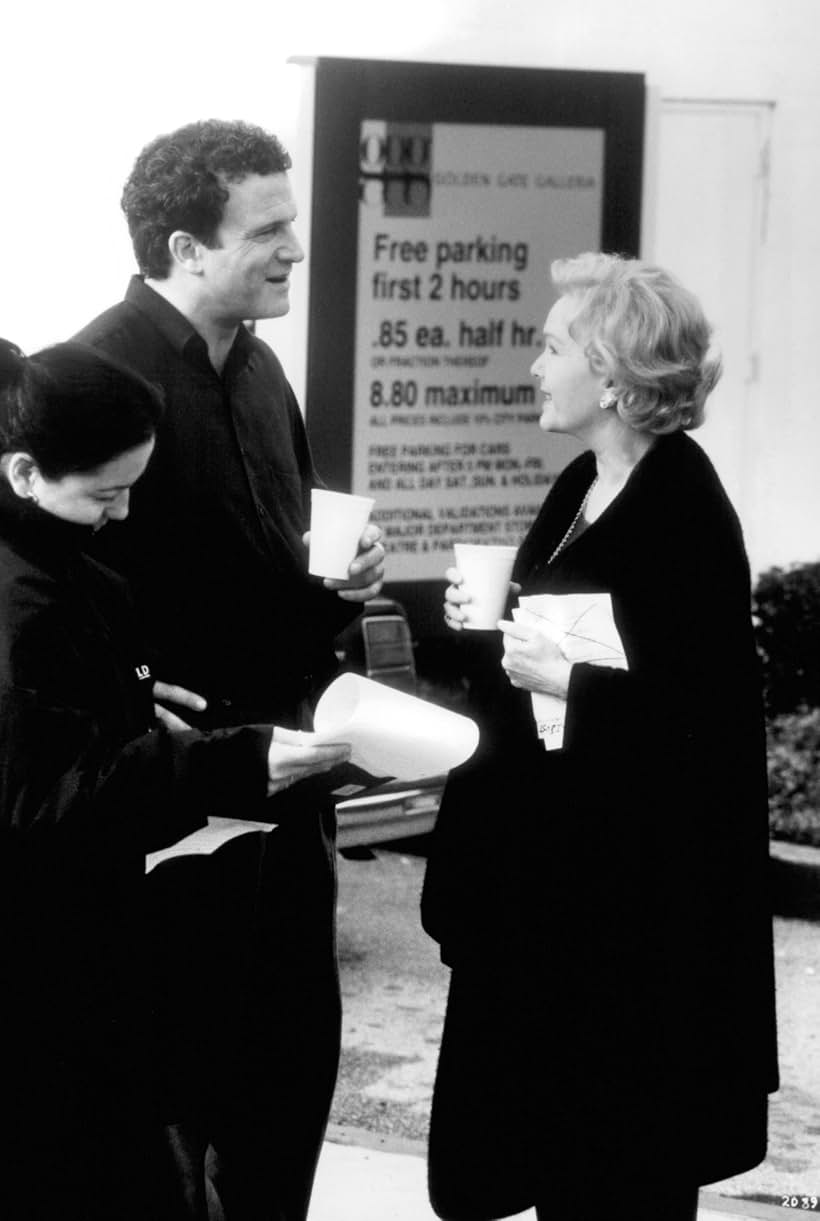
[352,121,604,580]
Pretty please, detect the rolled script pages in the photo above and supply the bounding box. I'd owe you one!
[313,673,479,782]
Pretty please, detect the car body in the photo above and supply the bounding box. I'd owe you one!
[335,774,444,849]
[332,597,444,847]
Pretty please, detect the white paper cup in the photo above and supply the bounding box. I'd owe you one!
[308,489,375,580]
[453,543,518,630]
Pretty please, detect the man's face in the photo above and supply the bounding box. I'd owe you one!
[201,172,304,325]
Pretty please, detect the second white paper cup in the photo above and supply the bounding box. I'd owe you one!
[308,489,375,580]
[453,543,518,630]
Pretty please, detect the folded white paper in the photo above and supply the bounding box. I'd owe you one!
[313,673,479,781]
[514,593,628,751]
[145,816,276,874]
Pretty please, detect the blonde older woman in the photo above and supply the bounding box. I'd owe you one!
[422,253,778,1221]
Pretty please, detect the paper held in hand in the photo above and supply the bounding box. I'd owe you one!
[145,816,276,875]
[145,677,479,874]
[514,592,628,751]
[313,673,479,782]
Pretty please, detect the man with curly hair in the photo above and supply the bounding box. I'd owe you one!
[75,119,385,1221]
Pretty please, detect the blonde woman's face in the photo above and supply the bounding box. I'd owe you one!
[530,295,607,438]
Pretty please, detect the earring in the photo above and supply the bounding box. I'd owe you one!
[599,387,618,411]
[28,490,39,505]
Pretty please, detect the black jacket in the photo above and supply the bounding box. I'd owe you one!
[0,481,270,1219]
[422,434,778,1215]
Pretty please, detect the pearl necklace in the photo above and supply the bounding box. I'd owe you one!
[547,476,598,564]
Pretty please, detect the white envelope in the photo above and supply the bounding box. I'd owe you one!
[513,593,628,750]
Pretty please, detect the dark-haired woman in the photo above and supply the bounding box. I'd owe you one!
[422,254,778,1221]
[0,340,349,1220]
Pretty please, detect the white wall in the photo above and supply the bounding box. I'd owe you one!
[2,0,817,574]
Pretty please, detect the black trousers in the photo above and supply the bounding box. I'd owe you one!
[145,807,341,1221]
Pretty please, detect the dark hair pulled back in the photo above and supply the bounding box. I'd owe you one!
[0,339,163,479]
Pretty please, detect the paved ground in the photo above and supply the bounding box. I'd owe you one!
[310,1138,798,1221]
[332,846,448,1141]
[331,847,820,1210]
[712,915,820,1207]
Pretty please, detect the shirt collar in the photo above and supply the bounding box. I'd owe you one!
[124,275,255,370]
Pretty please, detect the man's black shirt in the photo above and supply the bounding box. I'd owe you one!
[76,277,355,726]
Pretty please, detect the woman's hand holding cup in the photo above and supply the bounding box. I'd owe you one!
[443,566,522,632]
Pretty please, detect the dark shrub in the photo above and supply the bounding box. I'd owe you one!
[767,708,820,847]
[753,562,820,716]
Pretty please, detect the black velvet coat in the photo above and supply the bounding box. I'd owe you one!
[0,484,270,1221]
[421,433,778,1220]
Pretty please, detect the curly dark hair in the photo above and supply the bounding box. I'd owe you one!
[121,119,292,279]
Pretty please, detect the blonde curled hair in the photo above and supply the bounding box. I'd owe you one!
[551,252,722,434]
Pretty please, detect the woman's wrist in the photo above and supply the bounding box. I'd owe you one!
[548,658,573,700]
[525,658,573,699]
